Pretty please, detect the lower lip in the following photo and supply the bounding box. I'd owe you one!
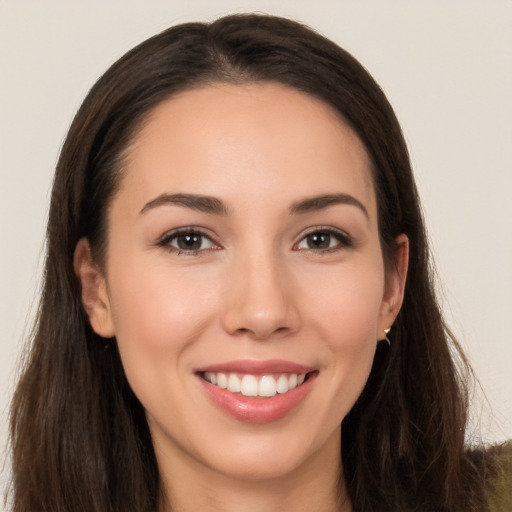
[198,374,317,423]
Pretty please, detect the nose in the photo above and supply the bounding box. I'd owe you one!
[221,250,301,340]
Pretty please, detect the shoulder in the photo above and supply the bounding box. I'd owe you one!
[484,441,512,512]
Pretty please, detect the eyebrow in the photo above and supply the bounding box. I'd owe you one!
[289,193,369,219]
[139,193,229,215]
[139,192,369,219]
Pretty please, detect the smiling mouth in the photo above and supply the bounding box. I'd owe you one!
[199,371,316,397]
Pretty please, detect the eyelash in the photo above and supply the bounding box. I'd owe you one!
[156,226,354,255]
[294,227,354,254]
[157,227,220,256]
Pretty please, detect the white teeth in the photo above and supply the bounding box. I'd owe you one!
[227,374,241,393]
[240,375,258,396]
[204,372,217,385]
[276,374,289,394]
[203,372,308,397]
[217,373,228,389]
[259,375,277,397]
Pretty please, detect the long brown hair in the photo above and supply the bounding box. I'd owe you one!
[9,14,488,511]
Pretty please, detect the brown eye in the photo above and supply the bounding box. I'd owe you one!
[295,229,352,251]
[305,232,332,249]
[175,233,203,250]
[163,230,218,253]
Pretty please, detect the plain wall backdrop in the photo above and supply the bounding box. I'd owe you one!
[1,0,511,496]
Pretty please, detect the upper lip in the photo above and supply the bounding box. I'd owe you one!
[195,359,315,375]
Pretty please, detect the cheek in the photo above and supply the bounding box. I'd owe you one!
[105,259,224,426]
[303,260,385,347]
[319,301,380,427]
[105,255,223,393]
[109,258,215,341]
[300,260,385,408]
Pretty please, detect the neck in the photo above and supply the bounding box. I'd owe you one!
[156,429,352,512]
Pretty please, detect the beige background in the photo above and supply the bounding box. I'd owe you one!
[1,0,511,497]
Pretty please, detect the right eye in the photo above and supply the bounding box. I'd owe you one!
[294,228,353,253]
[159,229,219,254]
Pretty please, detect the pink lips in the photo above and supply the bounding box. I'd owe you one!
[195,359,317,423]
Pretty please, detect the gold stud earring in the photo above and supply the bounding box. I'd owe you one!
[384,327,391,346]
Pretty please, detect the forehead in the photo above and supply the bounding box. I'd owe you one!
[120,82,376,217]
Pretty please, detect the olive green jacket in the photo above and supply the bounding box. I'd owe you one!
[487,442,512,512]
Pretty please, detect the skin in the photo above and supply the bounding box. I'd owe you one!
[75,82,408,512]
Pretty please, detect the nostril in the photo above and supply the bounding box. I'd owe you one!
[231,325,291,340]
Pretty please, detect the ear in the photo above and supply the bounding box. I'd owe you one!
[73,238,115,338]
[378,234,409,339]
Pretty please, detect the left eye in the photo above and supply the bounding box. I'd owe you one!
[295,230,348,251]
[166,231,217,252]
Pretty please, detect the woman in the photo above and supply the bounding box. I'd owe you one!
[8,13,504,512]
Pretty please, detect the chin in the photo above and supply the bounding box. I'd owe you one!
[198,422,341,483]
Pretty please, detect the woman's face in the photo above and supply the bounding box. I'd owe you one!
[78,83,407,483]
